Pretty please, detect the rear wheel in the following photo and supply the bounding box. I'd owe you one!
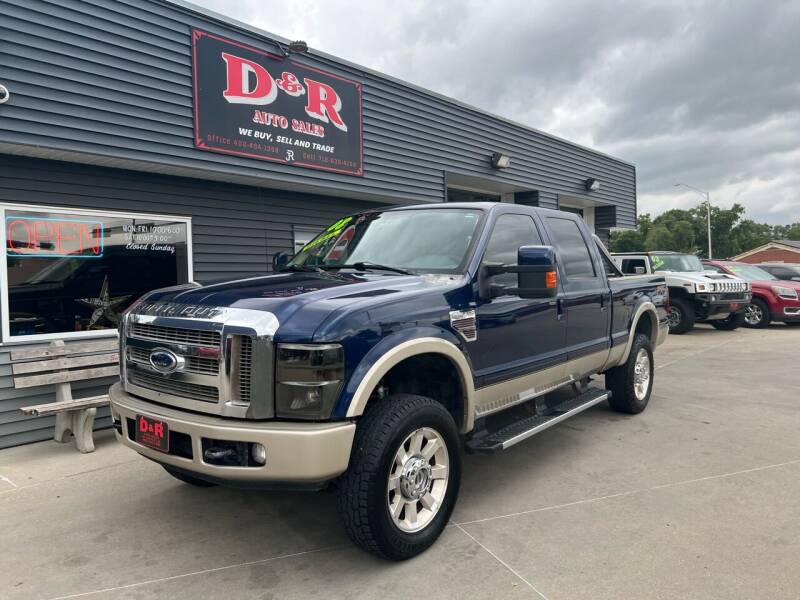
[666,297,695,334]
[711,311,745,330]
[162,465,217,487]
[606,333,654,414]
[337,394,461,560]
[743,298,770,328]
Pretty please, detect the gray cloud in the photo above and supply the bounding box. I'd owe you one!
[193,0,800,224]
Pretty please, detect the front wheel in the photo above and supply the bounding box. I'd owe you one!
[337,394,461,560]
[666,297,695,334]
[743,298,770,328]
[711,311,745,330]
[606,333,654,414]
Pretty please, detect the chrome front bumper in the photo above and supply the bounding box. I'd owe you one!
[110,383,355,485]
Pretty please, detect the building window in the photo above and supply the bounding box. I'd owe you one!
[293,226,321,255]
[1,205,192,341]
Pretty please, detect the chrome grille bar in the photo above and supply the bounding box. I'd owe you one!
[130,322,221,347]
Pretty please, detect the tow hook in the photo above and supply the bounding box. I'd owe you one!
[203,447,237,461]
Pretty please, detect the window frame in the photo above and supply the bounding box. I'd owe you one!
[0,202,193,344]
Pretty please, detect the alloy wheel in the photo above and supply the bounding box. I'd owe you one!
[387,427,449,533]
[633,347,651,401]
[744,304,763,326]
[666,306,682,329]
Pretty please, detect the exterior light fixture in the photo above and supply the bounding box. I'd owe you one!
[0,84,9,105]
[287,40,309,54]
[491,152,511,170]
[585,178,600,192]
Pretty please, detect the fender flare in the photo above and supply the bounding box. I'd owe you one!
[618,301,660,365]
[344,335,476,432]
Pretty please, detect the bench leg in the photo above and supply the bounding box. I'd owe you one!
[54,412,72,444]
[73,408,97,454]
[53,409,97,453]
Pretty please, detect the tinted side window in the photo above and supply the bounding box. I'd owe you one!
[546,217,596,278]
[620,258,647,274]
[483,214,542,287]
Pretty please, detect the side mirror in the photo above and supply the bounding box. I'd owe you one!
[516,246,558,299]
[634,266,646,275]
[479,245,558,299]
[272,251,290,272]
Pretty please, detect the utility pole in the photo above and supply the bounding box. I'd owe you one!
[675,183,712,259]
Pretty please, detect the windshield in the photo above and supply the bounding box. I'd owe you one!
[289,208,483,273]
[725,264,776,281]
[650,253,704,272]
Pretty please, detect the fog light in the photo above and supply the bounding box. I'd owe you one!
[710,295,717,302]
[251,443,267,465]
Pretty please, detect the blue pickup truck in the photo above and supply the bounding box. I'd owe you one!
[110,202,668,559]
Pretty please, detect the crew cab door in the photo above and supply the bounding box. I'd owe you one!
[543,216,612,374]
[471,213,567,386]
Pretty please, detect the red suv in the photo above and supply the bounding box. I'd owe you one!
[703,260,800,328]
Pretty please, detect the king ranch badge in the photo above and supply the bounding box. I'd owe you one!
[192,30,363,175]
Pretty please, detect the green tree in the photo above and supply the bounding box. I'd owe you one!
[609,229,644,252]
[644,225,675,251]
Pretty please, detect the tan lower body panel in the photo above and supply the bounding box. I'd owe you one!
[109,383,355,484]
[474,349,610,417]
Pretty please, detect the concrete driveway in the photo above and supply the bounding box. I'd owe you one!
[2,326,799,599]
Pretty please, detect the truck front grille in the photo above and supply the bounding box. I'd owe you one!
[130,322,221,348]
[715,281,747,293]
[128,346,219,376]
[128,371,219,403]
[238,336,253,403]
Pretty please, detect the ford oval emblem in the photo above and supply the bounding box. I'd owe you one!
[148,348,184,374]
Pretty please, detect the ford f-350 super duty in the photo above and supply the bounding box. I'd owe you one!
[110,203,668,560]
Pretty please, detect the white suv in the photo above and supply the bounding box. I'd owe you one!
[612,252,751,334]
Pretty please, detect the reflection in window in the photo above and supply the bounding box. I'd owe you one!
[5,209,190,337]
[546,217,596,278]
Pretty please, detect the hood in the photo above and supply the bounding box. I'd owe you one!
[658,270,745,284]
[138,270,469,341]
[750,278,800,292]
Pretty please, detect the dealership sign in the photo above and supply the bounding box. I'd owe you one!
[192,30,363,176]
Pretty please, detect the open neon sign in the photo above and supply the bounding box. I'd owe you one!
[6,216,104,258]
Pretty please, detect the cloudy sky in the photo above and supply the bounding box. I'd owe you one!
[195,0,799,224]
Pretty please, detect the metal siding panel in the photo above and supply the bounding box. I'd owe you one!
[0,0,635,213]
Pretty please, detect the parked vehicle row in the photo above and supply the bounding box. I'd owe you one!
[612,251,800,333]
[612,251,751,334]
[703,261,800,328]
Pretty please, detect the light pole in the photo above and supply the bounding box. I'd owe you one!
[675,183,712,259]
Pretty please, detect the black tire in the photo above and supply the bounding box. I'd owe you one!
[162,465,217,487]
[605,333,654,414]
[337,394,462,560]
[743,297,771,328]
[666,297,695,334]
[711,311,745,330]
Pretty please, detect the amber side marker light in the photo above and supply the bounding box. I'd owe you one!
[546,270,558,289]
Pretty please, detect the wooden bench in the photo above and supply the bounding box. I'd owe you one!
[13,339,119,453]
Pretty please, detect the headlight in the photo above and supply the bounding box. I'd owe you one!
[275,343,344,419]
[696,283,708,292]
[772,286,799,300]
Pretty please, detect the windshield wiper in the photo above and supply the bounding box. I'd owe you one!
[322,262,413,275]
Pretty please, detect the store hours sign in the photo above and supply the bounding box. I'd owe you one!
[192,30,363,176]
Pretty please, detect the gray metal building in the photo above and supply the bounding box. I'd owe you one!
[0,0,637,448]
